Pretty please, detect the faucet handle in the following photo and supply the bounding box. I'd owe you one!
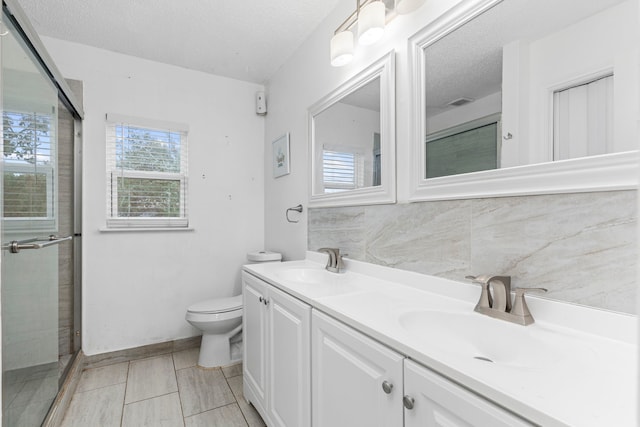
[466,275,493,310]
[511,287,548,324]
[514,287,548,296]
[465,274,490,284]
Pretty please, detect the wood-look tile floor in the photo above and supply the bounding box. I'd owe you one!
[60,348,266,427]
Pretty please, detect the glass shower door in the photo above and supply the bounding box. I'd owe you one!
[1,14,65,426]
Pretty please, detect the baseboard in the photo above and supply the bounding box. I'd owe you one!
[84,335,202,369]
[42,350,85,427]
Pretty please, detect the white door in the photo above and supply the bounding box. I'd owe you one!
[312,310,403,427]
[404,359,533,427]
[242,272,268,416]
[267,286,311,427]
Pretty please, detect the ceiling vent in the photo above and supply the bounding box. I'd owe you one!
[447,97,475,107]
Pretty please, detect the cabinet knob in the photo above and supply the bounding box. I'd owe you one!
[259,296,264,303]
[403,395,415,410]
[381,380,393,394]
[263,298,269,306]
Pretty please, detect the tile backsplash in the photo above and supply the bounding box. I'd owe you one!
[308,191,637,314]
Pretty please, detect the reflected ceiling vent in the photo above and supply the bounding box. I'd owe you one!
[447,97,475,107]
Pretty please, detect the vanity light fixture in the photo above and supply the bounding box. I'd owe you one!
[330,0,426,67]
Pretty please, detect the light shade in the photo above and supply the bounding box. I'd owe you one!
[358,1,385,46]
[330,31,354,67]
[395,0,426,14]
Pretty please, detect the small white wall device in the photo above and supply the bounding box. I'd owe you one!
[256,91,267,115]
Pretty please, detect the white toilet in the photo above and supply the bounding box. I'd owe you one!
[185,251,282,368]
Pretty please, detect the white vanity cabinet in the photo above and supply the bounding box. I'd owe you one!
[311,310,404,427]
[242,272,311,427]
[403,359,534,427]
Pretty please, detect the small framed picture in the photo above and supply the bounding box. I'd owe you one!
[272,133,290,178]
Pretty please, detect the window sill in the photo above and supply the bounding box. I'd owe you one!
[99,227,195,233]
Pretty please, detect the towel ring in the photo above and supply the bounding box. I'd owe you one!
[286,204,303,223]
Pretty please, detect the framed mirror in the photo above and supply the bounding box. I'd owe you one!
[309,52,395,208]
[408,0,638,201]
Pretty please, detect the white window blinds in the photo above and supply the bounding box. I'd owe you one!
[323,150,357,193]
[3,110,57,231]
[553,74,614,161]
[106,114,188,228]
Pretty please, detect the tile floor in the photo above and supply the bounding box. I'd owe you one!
[60,348,266,427]
[3,361,59,427]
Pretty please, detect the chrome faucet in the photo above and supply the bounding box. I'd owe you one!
[466,275,547,326]
[317,248,346,273]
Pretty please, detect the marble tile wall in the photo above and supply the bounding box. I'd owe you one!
[308,190,637,314]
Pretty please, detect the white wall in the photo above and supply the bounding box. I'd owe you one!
[502,0,639,167]
[264,0,464,260]
[42,37,266,355]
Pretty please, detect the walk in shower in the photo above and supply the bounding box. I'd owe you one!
[1,1,83,425]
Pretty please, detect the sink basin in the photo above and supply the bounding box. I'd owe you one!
[398,310,564,369]
[274,268,365,298]
[275,268,337,284]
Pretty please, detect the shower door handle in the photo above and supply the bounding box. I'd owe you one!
[3,235,72,253]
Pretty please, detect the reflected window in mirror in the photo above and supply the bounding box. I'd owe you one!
[323,150,359,193]
[409,0,637,200]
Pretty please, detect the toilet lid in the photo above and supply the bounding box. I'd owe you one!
[187,295,243,314]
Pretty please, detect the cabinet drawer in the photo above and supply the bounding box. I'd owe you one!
[404,359,534,427]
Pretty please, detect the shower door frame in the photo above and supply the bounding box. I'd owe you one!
[2,0,84,380]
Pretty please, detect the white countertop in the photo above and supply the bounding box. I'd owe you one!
[243,252,638,427]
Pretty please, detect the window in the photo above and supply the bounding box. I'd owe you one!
[322,149,364,193]
[3,110,56,231]
[106,114,188,228]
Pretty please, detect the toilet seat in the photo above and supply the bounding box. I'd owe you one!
[187,295,242,314]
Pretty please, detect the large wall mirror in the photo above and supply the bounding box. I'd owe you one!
[409,0,638,201]
[309,52,395,207]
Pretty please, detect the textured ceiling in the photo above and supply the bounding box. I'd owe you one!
[16,0,342,84]
[425,0,627,119]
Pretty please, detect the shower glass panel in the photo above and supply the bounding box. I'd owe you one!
[1,15,64,426]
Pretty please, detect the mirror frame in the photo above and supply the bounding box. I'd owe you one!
[308,51,396,208]
[408,0,638,202]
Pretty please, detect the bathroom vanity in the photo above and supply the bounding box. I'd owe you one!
[242,252,637,427]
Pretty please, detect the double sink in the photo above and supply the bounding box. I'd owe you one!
[250,257,637,426]
[276,266,562,369]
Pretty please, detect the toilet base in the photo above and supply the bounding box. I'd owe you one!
[197,326,242,368]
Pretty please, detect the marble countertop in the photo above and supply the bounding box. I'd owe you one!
[243,252,638,427]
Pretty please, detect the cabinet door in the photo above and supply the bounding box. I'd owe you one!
[312,310,403,427]
[404,359,534,427]
[242,272,268,416]
[267,286,311,427]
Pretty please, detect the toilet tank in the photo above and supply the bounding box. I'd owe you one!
[246,250,282,264]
